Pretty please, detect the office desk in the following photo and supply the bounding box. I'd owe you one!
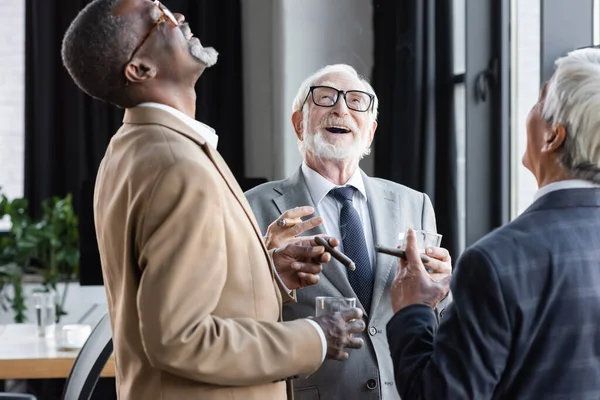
[0,324,115,379]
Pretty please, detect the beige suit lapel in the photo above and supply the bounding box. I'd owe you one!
[201,146,284,310]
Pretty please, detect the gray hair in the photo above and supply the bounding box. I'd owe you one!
[61,0,139,108]
[542,47,600,183]
[291,64,379,121]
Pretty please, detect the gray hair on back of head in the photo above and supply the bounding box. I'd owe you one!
[542,47,600,183]
[61,0,139,108]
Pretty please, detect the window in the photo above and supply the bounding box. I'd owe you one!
[510,0,540,218]
[454,0,466,253]
[595,0,600,46]
[0,1,25,230]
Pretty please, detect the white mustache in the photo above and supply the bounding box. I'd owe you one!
[180,24,192,39]
[318,116,358,133]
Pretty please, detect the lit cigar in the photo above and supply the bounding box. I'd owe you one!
[375,244,431,264]
[315,236,356,271]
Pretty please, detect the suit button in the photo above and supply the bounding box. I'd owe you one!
[366,379,378,390]
[369,326,377,336]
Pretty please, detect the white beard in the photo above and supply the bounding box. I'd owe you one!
[298,112,371,161]
[301,130,371,161]
[189,42,219,67]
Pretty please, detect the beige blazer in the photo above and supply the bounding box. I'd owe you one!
[94,107,322,400]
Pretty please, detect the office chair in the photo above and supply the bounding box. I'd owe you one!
[62,313,113,400]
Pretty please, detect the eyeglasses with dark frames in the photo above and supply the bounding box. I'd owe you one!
[302,85,375,112]
[124,1,178,80]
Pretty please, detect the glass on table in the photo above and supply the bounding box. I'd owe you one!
[32,290,57,338]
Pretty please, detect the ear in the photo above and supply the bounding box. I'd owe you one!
[292,110,304,141]
[124,58,157,84]
[366,119,377,147]
[542,123,566,153]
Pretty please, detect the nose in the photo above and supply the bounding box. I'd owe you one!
[332,96,349,116]
[173,13,185,24]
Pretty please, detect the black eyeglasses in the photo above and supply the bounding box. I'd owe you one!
[125,1,178,70]
[302,85,375,112]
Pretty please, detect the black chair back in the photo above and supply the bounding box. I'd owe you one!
[62,313,113,400]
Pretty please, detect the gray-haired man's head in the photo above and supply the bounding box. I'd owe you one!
[62,0,218,108]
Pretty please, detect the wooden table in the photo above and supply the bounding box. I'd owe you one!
[0,324,115,379]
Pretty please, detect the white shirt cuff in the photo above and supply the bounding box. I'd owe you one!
[306,319,327,363]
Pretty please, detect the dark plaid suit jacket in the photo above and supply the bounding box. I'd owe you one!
[387,188,600,400]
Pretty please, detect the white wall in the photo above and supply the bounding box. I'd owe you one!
[242,0,375,181]
[0,1,25,230]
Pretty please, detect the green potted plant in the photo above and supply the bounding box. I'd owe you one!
[0,189,79,323]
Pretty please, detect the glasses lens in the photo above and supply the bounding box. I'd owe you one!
[158,3,179,25]
[345,91,372,112]
[312,87,339,107]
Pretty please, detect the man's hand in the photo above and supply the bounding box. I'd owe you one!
[391,229,452,313]
[264,206,323,250]
[272,236,340,289]
[313,308,365,360]
[423,246,452,281]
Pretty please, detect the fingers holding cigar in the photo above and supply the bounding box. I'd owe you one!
[315,236,356,271]
[275,207,323,234]
[375,245,431,264]
[265,206,325,250]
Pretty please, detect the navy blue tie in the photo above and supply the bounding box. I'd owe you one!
[329,186,374,313]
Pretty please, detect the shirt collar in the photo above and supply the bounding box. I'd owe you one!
[533,179,600,202]
[301,162,367,205]
[136,102,219,149]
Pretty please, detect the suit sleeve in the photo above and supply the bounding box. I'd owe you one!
[386,247,511,399]
[136,160,322,386]
[421,193,437,233]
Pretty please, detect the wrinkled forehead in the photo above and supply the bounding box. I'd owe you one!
[314,72,367,92]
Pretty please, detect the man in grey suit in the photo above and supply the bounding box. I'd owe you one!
[245,64,452,400]
[387,47,600,400]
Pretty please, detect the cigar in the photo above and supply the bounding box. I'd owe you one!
[375,245,431,264]
[314,236,356,271]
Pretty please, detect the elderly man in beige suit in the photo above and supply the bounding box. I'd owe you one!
[61,1,365,399]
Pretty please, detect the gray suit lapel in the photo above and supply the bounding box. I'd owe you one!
[273,168,359,302]
[272,169,324,237]
[363,173,404,316]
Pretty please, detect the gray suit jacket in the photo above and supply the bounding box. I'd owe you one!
[388,188,600,399]
[245,167,450,400]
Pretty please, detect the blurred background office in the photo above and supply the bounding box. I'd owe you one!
[0,0,598,398]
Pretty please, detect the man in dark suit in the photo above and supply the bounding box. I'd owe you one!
[387,46,600,399]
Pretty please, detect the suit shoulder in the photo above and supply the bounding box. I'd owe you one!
[244,179,286,201]
[368,177,428,199]
[463,217,544,277]
[109,124,213,171]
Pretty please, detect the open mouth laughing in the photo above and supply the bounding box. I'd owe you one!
[325,126,351,134]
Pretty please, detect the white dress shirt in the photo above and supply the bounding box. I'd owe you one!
[137,102,219,149]
[301,162,376,268]
[533,179,600,202]
[134,103,327,362]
